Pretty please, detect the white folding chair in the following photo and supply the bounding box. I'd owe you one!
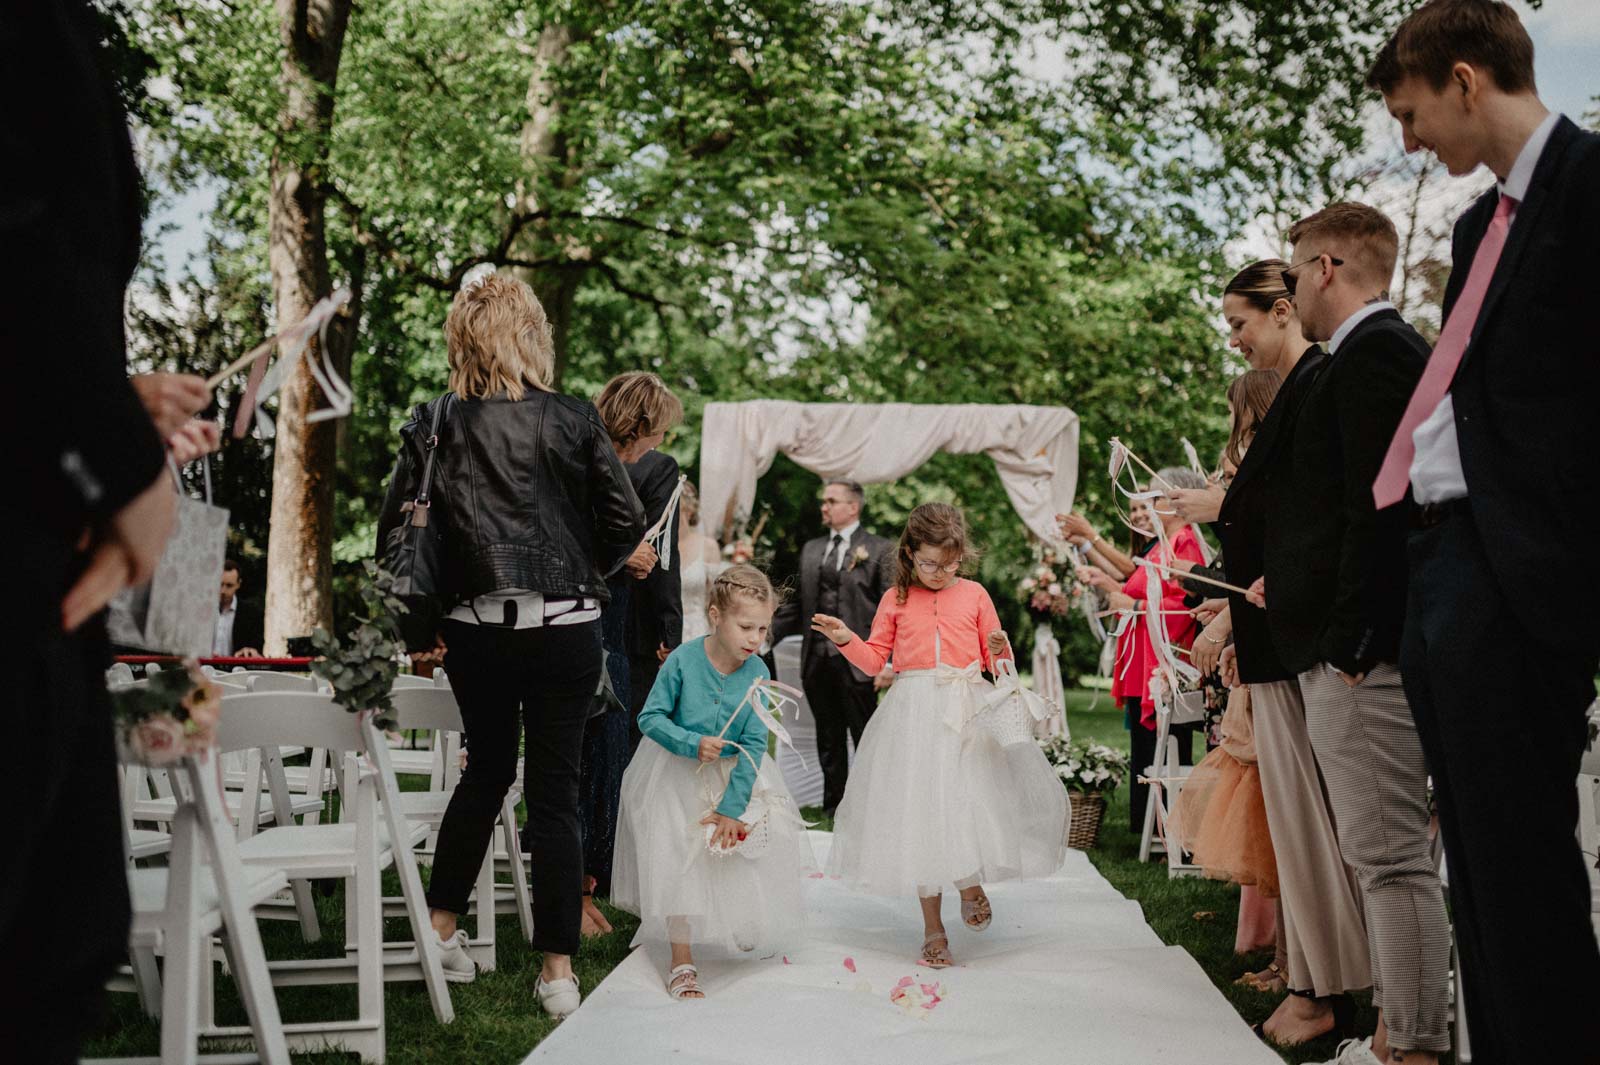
[218,691,455,1062]
[98,747,292,1065]
[381,684,533,970]
[1138,690,1204,876]
[386,672,447,777]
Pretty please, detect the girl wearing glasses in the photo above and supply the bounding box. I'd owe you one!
[811,502,1069,969]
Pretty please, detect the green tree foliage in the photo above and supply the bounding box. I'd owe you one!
[109,0,1452,671]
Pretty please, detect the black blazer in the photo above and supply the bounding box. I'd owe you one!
[624,449,683,657]
[1442,117,1600,654]
[231,600,265,654]
[10,2,167,630]
[1265,310,1428,675]
[1214,346,1328,683]
[772,526,894,682]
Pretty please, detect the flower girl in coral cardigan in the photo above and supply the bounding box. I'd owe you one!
[812,503,1069,968]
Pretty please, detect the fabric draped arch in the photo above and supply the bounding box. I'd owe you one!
[697,400,1082,548]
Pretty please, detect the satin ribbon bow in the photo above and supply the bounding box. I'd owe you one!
[935,660,985,733]
[986,658,1056,725]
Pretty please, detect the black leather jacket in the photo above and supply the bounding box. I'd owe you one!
[377,390,645,604]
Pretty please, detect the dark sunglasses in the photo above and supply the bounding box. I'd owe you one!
[1281,254,1343,298]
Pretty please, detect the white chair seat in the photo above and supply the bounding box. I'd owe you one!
[128,828,172,861]
[127,866,290,948]
[388,749,438,777]
[395,792,453,820]
[238,820,429,880]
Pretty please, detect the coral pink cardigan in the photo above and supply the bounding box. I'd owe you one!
[839,579,1014,676]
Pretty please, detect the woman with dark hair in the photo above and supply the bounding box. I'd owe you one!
[377,274,645,1018]
[1175,260,1369,1046]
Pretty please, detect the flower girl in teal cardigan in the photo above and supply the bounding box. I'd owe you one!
[613,564,813,1000]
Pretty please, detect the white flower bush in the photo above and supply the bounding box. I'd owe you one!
[1038,736,1129,795]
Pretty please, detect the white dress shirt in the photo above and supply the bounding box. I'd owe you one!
[213,598,237,656]
[1408,111,1563,505]
[1328,300,1397,355]
[826,521,860,570]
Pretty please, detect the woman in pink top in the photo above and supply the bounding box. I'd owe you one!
[812,503,1070,969]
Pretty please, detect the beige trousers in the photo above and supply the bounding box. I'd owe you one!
[1250,678,1371,996]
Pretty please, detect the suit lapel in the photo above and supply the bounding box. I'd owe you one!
[1222,346,1324,513]
[1457,118,1575,374]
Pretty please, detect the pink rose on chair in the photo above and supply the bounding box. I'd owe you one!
[130,715,188,766]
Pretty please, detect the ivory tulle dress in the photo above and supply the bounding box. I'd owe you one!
[825,580,1070,897]
[1175,686,1278,896]
[612,639,814,953]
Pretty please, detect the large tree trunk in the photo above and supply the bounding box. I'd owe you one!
[514,23,584,386]
[263,0,354,652]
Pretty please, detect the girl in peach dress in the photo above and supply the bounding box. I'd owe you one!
[1177,684,1277,897]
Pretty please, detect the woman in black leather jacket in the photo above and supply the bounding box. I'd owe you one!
[377,274,644,1016]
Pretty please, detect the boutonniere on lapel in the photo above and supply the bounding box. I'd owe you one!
[848,546,871,571]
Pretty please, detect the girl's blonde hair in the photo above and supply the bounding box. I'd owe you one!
[445,274,555,400]
[708,563,783,620]
[594,371,684,446]
[893,502,978,604]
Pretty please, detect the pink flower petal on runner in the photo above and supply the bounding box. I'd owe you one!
[808,872,826,879]
[843,957,856,973]
[782,956,791,965]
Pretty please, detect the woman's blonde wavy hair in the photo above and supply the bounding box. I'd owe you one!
[594,371,684,446]
[445,274,555,400]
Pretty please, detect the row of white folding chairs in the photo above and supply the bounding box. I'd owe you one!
[105,690,458,1064]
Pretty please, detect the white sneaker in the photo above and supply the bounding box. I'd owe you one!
[1313,1038,1382,1065]
[435,929,477,984]
[535,973,582,1019]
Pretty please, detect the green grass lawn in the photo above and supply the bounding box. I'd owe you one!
[88,692,1395,1063]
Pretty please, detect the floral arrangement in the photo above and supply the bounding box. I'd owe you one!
[311,561,406,729]
[1017,542,1087,620]
[1038,736,1130,795]
[110,660,223,766]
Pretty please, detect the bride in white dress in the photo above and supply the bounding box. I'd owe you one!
[678,482,727,642]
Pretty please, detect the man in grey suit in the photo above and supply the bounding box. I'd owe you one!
[772,479,894,814]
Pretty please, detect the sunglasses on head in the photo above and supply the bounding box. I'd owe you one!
[1281,254,1344,298]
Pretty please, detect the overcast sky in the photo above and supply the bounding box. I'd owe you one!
[149,2,1598,281]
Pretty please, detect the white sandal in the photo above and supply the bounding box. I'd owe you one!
[667,963,704,999]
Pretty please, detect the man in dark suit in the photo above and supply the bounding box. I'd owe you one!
[1268,202,1449,1064]
[624,448,683,749]
[1367,4,1600,1059]
[216,559,265,656]
[4,4,212,1059]
[772,479,894,813]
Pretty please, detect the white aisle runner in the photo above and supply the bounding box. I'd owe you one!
[526,833,1280,1065]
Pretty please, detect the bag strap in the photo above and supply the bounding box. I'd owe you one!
[409,393,454,529]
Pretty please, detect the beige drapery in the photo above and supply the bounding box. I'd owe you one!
[698,400,1081,548]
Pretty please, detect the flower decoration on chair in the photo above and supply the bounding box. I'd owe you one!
[720,505,772,567]
[109,660,222,766]
[1016,542,1086,622]
[1038,737,1129,795]
[311,560,406,730]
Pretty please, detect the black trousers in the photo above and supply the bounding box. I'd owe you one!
[1,630,130,1064]
[803,652,878,812]
[626,652,663,755]
[1125,697,1194,835]
[429,620,600,956]
[1402,510,1600,1063]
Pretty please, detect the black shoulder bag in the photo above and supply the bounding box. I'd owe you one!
[383,394,454,651]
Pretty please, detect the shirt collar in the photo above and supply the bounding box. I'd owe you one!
[831,521,860,542]
[1329,301,1397,355]
[220,598,238,617]
[1500,111,1561,203]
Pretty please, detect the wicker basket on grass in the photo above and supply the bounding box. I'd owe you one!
[1066,790,1107,849]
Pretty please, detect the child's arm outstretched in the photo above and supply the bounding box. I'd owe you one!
[813,591,897,676]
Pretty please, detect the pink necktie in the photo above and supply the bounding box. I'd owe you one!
[1372,193,1516,507]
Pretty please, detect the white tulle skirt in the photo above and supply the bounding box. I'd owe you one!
[612,738,815,953]
[826,668,1071,897]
